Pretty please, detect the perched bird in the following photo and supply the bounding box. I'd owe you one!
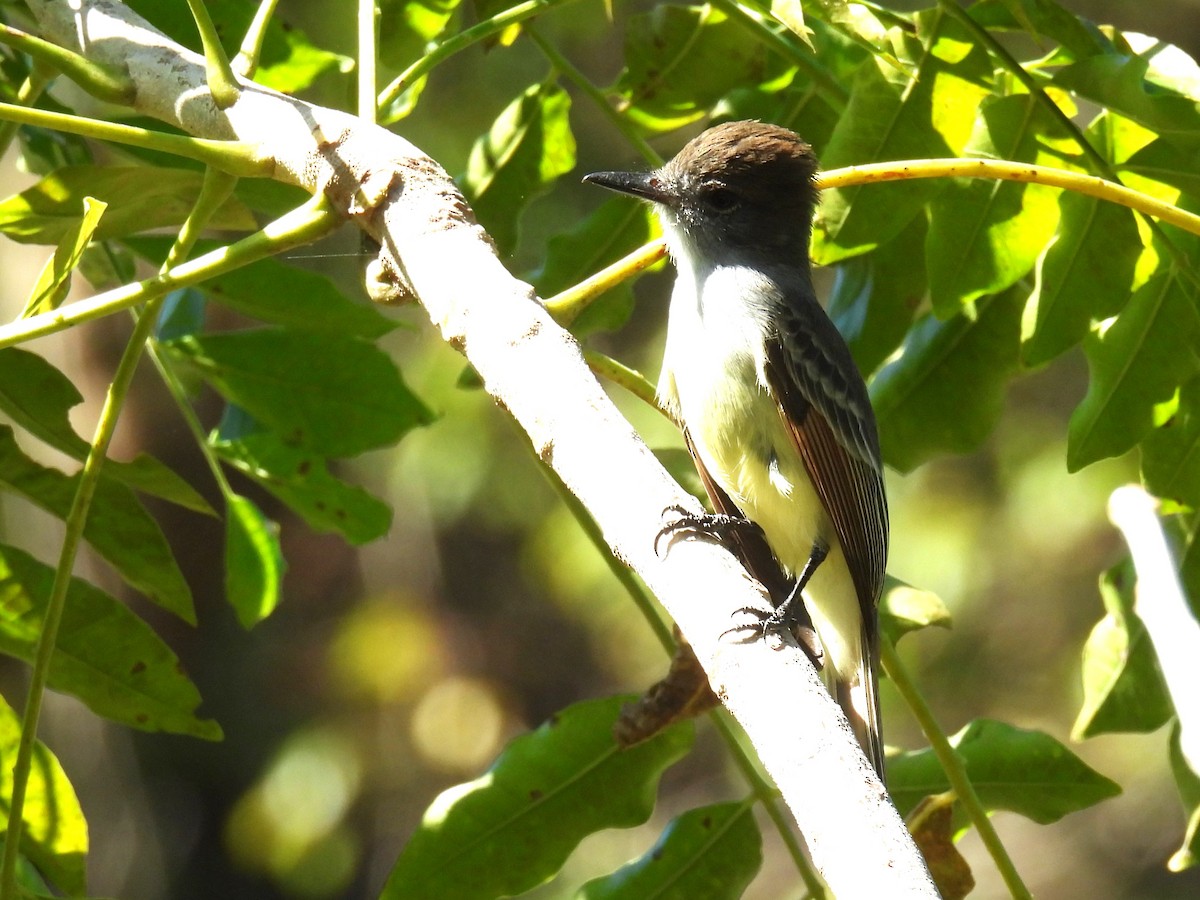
[585,121,889,777]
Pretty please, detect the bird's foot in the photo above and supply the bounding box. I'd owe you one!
[654,504,764,556]
[721,592,824,670]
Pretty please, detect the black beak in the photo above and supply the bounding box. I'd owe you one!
[583,170,674,205]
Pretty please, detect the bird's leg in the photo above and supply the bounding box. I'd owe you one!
[725,538,828,666]
[654,503,766,556]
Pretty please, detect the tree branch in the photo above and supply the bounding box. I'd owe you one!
[24,1,935,894]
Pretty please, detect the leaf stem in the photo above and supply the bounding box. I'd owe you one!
[881,637,1032,900]
[816,157,1200,237]
[543,238,667,324]
[184,0,241,108]
[0,66,50,168]
[0,21,133,104]
[0,101,271,175]
[377,0,582,120]
[0,192,340,349]
[582,350,663,417]
[233,0,282,77]
[358,0,378,125]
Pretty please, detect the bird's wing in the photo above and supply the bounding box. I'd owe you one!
[764,293,889,621]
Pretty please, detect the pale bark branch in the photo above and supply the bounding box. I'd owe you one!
[23,1,936,894]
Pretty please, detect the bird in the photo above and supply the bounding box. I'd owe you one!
[584,121,889,777]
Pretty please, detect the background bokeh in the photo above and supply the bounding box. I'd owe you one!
[2,0,1200,897]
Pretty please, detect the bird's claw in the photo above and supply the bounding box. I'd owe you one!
[654,504,763,556]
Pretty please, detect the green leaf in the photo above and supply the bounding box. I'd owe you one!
[1169,721,1200,871]
[1120,137,1200,200]
[379,0,464,67]
[614,5,767,135]
[253,24,352,94]
[0,544,221,739]
[1067,259,1200,471]
[1055,45,1200,151]
[1073,564,1173,740]
[462,81,576,257]
[166,328,433,459]
[888,719,1121,823]
[125,0,348,93]
[0,427,195,623]
[1021,186,1142,367]
[0,166,255,245]
[23,195,106,317]
[872,288,1024,472]
[813,13,991,263]
[926,93,1070,317]
[828,215,926,376]
[225,495,285,629]
[0,347,212,514]
[577,800,761,900]
[211,406,391,545]
[880,576,951,645]
[0,693,87,895]
[1142,376,1200,509]
[533,198,659,335]
[127,237,397,339]
[382,696,693,899]
[969,0,1112,62]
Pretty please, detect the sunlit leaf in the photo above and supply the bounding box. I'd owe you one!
[379,0,464,67]
[872,288,1024,472]
[0,693,87,895]
[462,81,576,257]
[166,328,433,459]
[125,0,348,93]
[1021,186,1142,366]
[1055,44,1200,150]
[0,427,195,623]
[889,719,1121,822]
[382,696,693,899]
[0,544,221,739]
[578,800,761,900]
[23,196,106,317]
[0,167,255,245]
[880,576,951,644]
[1067,258,1200,471]
[1073,563,1173,740]
[814,14,991,263]
[926,93,1071,317]
[225,495,285,629]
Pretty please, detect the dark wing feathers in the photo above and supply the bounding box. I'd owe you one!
[764,297,889,616]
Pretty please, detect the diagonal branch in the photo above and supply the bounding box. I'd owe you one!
[23,1,935,894]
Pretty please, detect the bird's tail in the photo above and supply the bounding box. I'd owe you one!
[833,625,884,781]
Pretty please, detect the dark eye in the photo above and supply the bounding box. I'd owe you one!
[701,186,740,213]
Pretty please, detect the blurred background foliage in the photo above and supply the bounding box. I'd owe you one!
[1,0,1200,897]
